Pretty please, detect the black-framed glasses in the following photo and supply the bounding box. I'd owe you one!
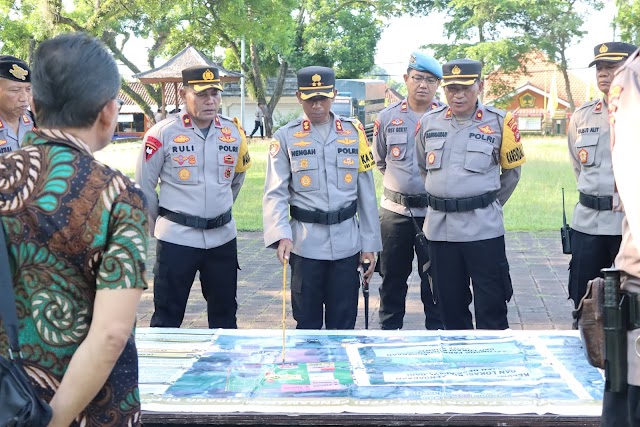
[410,75,439,85]
[116,98,124,112]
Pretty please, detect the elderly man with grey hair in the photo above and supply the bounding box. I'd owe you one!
[0,33,148,426]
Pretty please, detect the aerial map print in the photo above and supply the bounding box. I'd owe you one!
[138,329,603,416]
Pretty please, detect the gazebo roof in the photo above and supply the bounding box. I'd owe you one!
[135,45,242,84]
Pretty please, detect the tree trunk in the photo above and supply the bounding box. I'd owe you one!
[264,60,289,137]
[558,48,575,112]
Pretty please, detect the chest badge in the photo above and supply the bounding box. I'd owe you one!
[224,154,235,165]
[178,168,191,180]
[337,138,356,145]
[427,152,436,165]
[173,155,196,165]
[0,139,6,146]
[224,167,233,179]
[391,146,402,158]
[344,173,353,184]
[343,157,355,166]
[300,175,312,187]
[293,140,312,147]
[337,129,352,136]
[174,134,190,143]
[578,148,588,164]
[219,127,237,143]
[478,124,496,134]
[293,130,310,138]
[300,159,309,168]
[391,118,404,126]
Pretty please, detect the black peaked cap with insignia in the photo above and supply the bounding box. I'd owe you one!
[0,55,31,83]
[297,66,335,100]
[589,42,637,67]
[441,59,482,87]
[182,66,223,92]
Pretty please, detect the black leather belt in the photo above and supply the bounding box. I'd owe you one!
[159,207,232,229]
[579,192,613,211]
[384,188,429,208]
[290,200,357,225]
[426,190,498,213]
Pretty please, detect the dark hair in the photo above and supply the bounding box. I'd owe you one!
[32,33,120,128]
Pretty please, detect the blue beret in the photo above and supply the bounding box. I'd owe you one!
[408,52,442,79]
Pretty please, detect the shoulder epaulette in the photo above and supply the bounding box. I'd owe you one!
[484,105,506,118]
[575,98,599,112]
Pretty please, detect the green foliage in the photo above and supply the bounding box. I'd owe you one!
[614,0,640,45]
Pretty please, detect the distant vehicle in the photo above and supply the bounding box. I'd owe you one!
[332,79,386,142]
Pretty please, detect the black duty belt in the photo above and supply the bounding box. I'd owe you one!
[579,192,613,211]
[384,188,429,208]
[159,207,232,230]
[290,200,357,225]
[426,190,498,213]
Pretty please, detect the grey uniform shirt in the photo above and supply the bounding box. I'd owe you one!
[136,111,250,249]
[416,102,522,242]
[0,114,34,154]
[568,98,623,235]
[373,99,442,217]
[263,113,382,260]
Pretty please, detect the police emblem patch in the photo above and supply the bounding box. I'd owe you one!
[224,167,232,179]
[224,154,234,165]
[391,118,404,126]
[145,136,163,161]
[174,134,190,143]
[578,148,588,164]
[293,140,313,147]
[293,130,310,138]
[427,152,436,165]
[269,141,280,157]
[343,157,355,166]
[391,146,401,158]
[300,159,309,168]
[178,168,190,180]
[300,175,312,187]
[219,127,237,143]
[0,140,6,146]
[478,124,496,134]
[337,138,356,145]
[9,64,28,81]
[344,173,353,184]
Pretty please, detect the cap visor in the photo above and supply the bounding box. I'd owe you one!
[193,83,224,92]
[299,90,335,100]
[441,78,477,87]
[588,56,627,68]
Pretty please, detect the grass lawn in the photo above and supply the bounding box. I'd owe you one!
[95,135,579,232]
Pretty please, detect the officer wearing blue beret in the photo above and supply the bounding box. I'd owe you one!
[0,55,34,155]
[372,52,444,330]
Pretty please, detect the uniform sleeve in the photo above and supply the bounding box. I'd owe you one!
[357,169,383,252]
[98,185,148,291]
[567,112,581,180]
[231,172,246,202]
[135,126,165,235]
[262,134,293,249]
[499,112,526,169]
[355,119,375,172]
[415,120,428,183]
[233,117,252,173]
[497,166,521,206]
[372,119,386,174]
[611,65,640,243]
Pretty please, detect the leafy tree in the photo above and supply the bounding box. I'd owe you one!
[614,0,640,45]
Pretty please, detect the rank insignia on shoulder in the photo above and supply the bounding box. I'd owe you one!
[0,119,5,129]
[414,121,421,136]
[214,116,222,127]
[182,115,193,128]
[293,130,310,138]
[22,114,31,124]
[145,136,163,161]
[358,122,365,132]
[373,121,380,137]
[445,108,452,119]
[335,120,344,132]
[431,102,439,110]
[401,101,408,112]
[302,120,311,131]
[594,101,603,113]
[475,109,483,120]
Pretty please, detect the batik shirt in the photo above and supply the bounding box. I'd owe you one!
[0,130,148,426]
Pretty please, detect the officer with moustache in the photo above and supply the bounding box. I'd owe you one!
[263,66,382,330]
[416,59,525,330]
[136,66,252,329]
[567,42,637,309]
[373,52,444,330]
[0,55,34,155]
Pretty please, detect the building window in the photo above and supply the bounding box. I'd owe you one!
[518,116,542,131]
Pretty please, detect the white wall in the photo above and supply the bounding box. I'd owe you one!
[221,97,303,131]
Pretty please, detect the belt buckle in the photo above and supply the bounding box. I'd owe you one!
[404,195,419,207]
[444,198,458,212]
[326,210,340,224]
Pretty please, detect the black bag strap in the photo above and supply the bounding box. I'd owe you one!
[405,204,424,236]
[0,224,21,358]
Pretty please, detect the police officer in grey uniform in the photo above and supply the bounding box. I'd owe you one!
[373,51,443,330]
[416,59,525,330]
[602,46,640,427]
[263,66,382,330]
[0,55,34,155]
[136,66,252,329]
[567,41,637,309]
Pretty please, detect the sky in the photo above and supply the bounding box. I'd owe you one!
[374,2,617,84]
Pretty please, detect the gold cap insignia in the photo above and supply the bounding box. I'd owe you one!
[9,64,28,81]
[202,69,215,81]
[452,65,461,75]
[409,55,416,65]
[311,74,322,87]
[599,44,609,54]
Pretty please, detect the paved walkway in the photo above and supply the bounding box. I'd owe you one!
[136,231,575,331]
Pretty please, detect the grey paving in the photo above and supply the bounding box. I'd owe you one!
[137,231,575,331]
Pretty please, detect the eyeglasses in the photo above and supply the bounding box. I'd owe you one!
[410,75,439,85]
[116,98,124,112]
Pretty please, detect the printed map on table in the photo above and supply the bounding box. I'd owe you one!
[138,329,604,415]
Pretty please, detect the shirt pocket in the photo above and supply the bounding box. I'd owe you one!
[337,154,359,190]
[218,152,237,183]
[170,154,198,185]
[464,139,495,173]
[291,156,320,192]
[387,133,408,161]
[575,133,599,167]
[424,138,446,170]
